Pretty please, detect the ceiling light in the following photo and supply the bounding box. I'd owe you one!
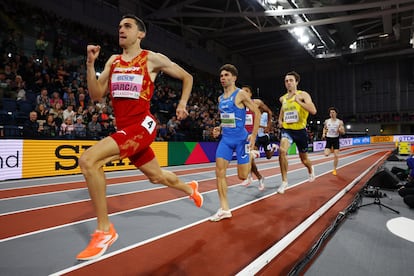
[306,43,315,50]
[298,35,309,44]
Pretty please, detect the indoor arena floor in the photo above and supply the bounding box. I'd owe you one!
[1,142,413,276]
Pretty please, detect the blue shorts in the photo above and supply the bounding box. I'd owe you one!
[216,135,249,164]
[281,128,309,153]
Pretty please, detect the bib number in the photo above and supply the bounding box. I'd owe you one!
[142,115,156,134]
[245,114,253,126]
[284,110,299,123]
[111,73,143,99]
[221,113,236,128]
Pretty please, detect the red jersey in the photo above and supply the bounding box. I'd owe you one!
[109,50,154,129]
[244,100,255,133]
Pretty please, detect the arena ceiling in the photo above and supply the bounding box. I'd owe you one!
[137,0,414,67]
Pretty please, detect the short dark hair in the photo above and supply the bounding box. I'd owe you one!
[242,84,253,92]
[328,107,338,113]
[220,64,238,77]
[286,71,300,83]
[122,14,146,33]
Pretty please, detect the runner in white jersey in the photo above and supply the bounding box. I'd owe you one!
[322,107,345,175]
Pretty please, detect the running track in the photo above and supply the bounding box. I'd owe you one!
[0,143,394,275]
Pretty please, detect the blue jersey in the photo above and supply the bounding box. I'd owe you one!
[218,88,248,138]
[216,88,249,164]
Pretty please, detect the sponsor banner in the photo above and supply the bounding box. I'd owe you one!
[313,141,326,152]
[21,140,167,179]
[394,135,414,143]
[0,140,23,181]
[371,136,393,143]
[353,136,371,145]
[340,138,353,147]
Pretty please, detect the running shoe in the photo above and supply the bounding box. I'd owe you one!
[258,176,265,191]
[209,208,232,222]
[332,169,337,176]
[277,181,288,194]
[188,180,203,208]
[76,223,118,261]
[271,144,279,152]
[241,175,253,186]
[309,166,315,182]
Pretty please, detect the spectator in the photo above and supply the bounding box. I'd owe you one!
[59,117,75,139]
[35,33,48,60]
[36,87,51,109]
[23,111,41,138]
[98,105,110,126]
[99,120,116,137]
[76,91,88,109]
[166,115,179,130]
[41,114,58,138]
[63,89,77,108]
[50,91,63,107]
[74,116,87,138]
[87,113,101,139]
[156,123,168,141]
[35,103,49,121]
[49,102,64,126]
[63,104,75,121]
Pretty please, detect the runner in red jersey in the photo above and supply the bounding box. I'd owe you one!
[76,14,203,261]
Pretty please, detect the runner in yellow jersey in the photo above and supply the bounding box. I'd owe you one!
[277,71,317,193]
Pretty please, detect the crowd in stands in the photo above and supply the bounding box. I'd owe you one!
[3,1,409,143]
[0,0,230,142]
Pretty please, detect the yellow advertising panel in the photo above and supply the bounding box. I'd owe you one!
[370,136,393,143]
[398,142,410,155]
[22,140,168,178]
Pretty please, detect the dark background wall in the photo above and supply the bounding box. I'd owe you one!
[18,0,414,135]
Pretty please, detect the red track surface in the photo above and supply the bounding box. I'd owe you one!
[0,144,394,275]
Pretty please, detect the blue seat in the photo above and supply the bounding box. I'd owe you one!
[2,125,22,138]
[14,111,29,126]
[17,100,34,115]
[25,90,38,104]
[2,98,17,113]
[0,110,14,125]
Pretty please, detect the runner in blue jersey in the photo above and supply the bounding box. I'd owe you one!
[210,64,261,221]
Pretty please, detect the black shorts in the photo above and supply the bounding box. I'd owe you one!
[255,134,271,151]
[325,137,340,150]
[280,128,309,153]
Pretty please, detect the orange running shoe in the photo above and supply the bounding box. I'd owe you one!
[76,223,118,261]
[188,180,203,208]
[332,169,337,176]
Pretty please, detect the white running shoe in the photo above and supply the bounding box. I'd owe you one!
[210,208,232,222]
[309,166,315,182]
[277,181,288,194]
[241,175,253,186]
[258,177,265,191]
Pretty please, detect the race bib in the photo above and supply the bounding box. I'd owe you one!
[327,128,338,136]
[245,113,253,126]
[221,113,236,128]
[284,110,299,123]
[111,73,143,99]
[142,115,156,134]
[245,143,250,153]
